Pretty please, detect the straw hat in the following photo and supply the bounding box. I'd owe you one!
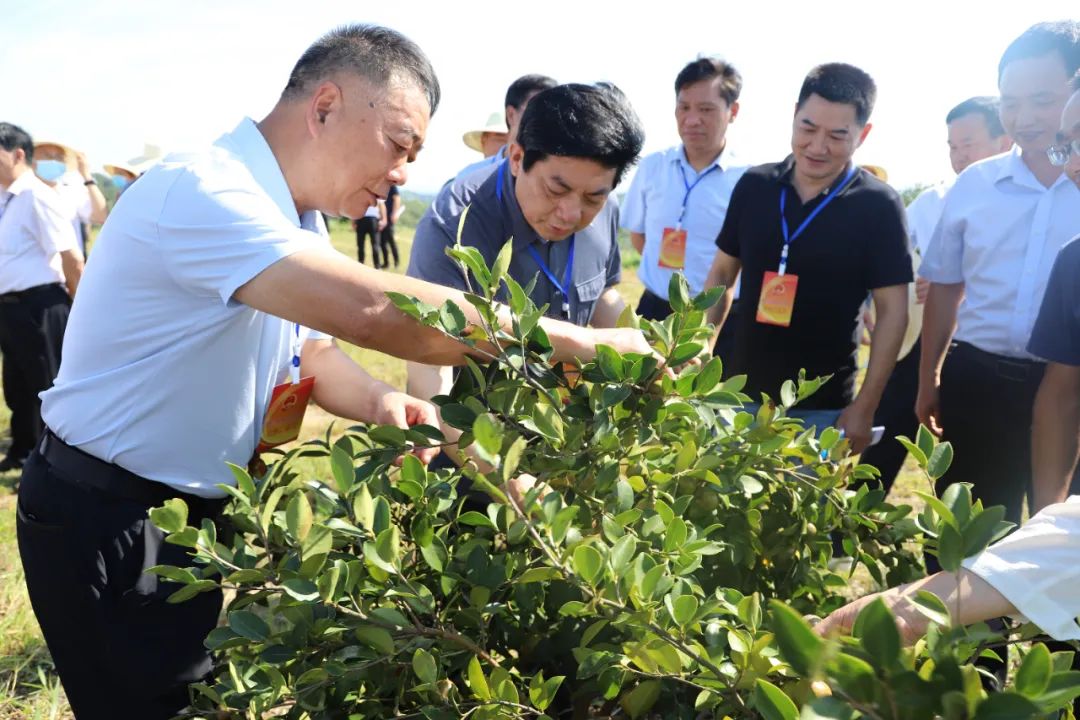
[33,140,77,168]
[462,112,508,153]
[860,164,889,182]
[126,142,165,173]
[103,163,138,179]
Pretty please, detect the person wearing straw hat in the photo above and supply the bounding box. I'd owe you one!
[0,123,85,472]
[463,110,508,158]
[16,26,655,720]
[103,161,138,196]
[33,139,107,254]
[105,144,166,198]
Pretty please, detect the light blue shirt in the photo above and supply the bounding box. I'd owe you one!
[453,145,506,183]
[41,118,330,498]
[920,148,1080,358]
[621,145,748,298]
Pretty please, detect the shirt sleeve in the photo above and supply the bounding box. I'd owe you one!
[1028,238,1080,364]
[604,201,622,287]
[405,204,468,291]
[715,173,749,258]
[619,156,649,234]
[156,169,321,305]
[864,191,914,289]
[962,497,1080,640]
[919,179,966,284]
[31,192,79,255]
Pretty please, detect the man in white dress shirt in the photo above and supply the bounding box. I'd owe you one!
[16,25,653,720]
[918,21,1080,526]
[0,123,84,472]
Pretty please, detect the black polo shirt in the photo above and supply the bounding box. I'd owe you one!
[716,156,912,409]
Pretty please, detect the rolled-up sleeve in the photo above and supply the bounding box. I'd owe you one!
[962,498,1080,640]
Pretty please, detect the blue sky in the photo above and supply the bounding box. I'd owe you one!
[3,0,1076,193]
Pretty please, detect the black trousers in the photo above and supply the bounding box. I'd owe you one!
[860,340,921,494]
[0,283,70,461]
[380,223,400,269]
[355,217,382,267]
[636,289,740,368]
[17,432,224,719]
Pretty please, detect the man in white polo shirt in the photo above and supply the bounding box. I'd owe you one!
[0,123,84,472]
[17,25,653,720]
[918,21,1080,527]
[621,57,748,362]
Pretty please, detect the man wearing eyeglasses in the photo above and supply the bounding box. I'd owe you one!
[1029,70,1080,514]
[918,21,1080,526]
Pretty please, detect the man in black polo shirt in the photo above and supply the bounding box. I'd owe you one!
[702,63,912,452]
[407,83,644,466]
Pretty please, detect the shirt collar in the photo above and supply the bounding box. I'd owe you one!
[672,143,732,174]
[996,145,1073,192]
[216,117,303,227]
[496,162,546,253]
[5,167,40,195]
[776,155,857,196]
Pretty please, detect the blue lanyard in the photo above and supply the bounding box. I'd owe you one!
[496,160,575,317]
[777,165,858,275]
[290,323,301,384]
[675,162,720,228]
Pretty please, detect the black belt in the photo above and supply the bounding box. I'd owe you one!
[38,430,225,516]
[951,341,1045,383]
[0,282,65,303]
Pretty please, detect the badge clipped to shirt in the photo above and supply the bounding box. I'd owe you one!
[255,324,315,455]
[756,271,799,327]
[658,227,688,269]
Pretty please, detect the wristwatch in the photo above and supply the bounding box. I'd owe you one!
[83,178,96,186]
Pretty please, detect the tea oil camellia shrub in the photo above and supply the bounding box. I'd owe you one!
[150,246,1080,719]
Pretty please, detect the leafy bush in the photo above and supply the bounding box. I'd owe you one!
[150,250,1079,719]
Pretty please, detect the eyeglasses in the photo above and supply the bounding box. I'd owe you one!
[1047,138,1080,166]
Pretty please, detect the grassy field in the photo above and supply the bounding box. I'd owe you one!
[0,218,926,718]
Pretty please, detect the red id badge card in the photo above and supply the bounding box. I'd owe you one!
[255,376,315,453]
[658,227,687,269]
[756,272,799,327]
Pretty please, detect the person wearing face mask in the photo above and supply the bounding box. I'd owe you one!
[33,141,107,255]
[700,63,912,450]
[917,21,1080,528]
[103,162,138,197]
[0,124,85,473]
[405,83,642,468]
[16,26,655,720]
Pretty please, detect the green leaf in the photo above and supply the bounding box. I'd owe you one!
[281,578,320,602]
[609,534,637,573]
[670,342,704,366]
[355,625,395,655]
[149,498,189,534]
[1014,644,1051,698]
[573,545,604,585]
[961,505,1007,557]
[148,565,197,585]
[226,463,256,499]
[927,441,954,480]
[330,444,354,495]
[286,492,313,542]
[754,679,799,720]
[694,357,724,394]
[302,523,333,560]
[827,653,877,704]
[467,656,491,701]
[1037,671,1080,712]
[972,692,1042,719]
[166,579,218,603]
[228,610,270,642]
[780,380,796,408]
[669,594,699,626]
[530,402,565,443]
[855,597,901,668]
[668,273,690,312]
[518,567,562,583]
[799,697,857,720]
[896,436,928,467]
[472,413,503,464]
[375,527,401,570]
[353,483,374,530]
[596,344,625,381]
[937,523,965,573]
[768,600,824,676]
[620,680,662,720]
[502,436,527,482]
[529,672,565,712]
[911,590,951,627]
[412,648,438,685]
[916,424,936,462]
[692,285,726,311]
[458,511,497,529]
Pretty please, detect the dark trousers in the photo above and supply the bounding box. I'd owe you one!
[860,340,921,494]
[355,217,382,268]
[17,432,224,719]
[636,288,740,369]
[0,283,70,461]
[380,224,400,269]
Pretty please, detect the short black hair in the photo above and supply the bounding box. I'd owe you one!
[0,122,34,165]
[674,57,742,106]
[282,24,440,115]
[998,21,1080,83]
[517,83,645,187]
[946,96,1006,137]
[797,63,877,126]
[505,74,558,111]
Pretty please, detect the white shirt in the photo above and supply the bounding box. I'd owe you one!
[0,170,79,293]
[905,179,952,257]
[963,496,1080,640]
[920,148,1080,358]
[54,171,93,252]
[41,118,332,498]
[621,145,748,298]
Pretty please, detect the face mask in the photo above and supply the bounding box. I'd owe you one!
[35,159,67,182]
[111,174,130,190]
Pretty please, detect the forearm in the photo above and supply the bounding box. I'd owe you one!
[891,569,1016,636]
[918,282,963,384]
[60,250,84,297]
[589,287,625,328]
[86,185,108,224]
[302,341,394,423]
[1031,369,1080,513]
[703,256,738,349]
[630,232,645,254]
